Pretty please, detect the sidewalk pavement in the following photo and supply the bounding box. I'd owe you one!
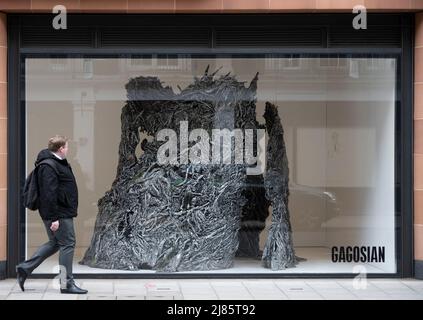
[0,278,423,300]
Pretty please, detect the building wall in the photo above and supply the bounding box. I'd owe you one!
[0,1,422,278]
[0,13,6,279]
[415,13,423,279]
[0,1,422,13]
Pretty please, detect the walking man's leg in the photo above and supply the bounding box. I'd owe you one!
[55,218,75,286]
[16,220,59,291]
[55,218,87,294]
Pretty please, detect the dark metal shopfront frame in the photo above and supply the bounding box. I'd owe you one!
[6,13,414,278]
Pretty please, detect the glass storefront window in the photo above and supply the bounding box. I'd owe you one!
[24,55,397,274]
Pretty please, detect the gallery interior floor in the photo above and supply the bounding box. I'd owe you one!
[29,247,390,275]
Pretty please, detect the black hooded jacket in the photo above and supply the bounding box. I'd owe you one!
[35,149,78,221]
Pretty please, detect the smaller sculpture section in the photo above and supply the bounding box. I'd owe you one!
[262,102,297,270]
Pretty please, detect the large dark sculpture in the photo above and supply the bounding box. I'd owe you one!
[80,68,298,271]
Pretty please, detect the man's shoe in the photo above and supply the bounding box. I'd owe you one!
[60,282,88,294]
[16,266,27,292]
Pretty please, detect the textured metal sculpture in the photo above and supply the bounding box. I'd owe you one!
[80,68,298,271]
[262,102,297,270]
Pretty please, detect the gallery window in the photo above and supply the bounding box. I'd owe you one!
[23,55,398,275]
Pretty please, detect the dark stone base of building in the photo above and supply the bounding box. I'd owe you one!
[0,261,6,280]
[415,260,423,280]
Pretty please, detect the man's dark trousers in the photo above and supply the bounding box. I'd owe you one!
[17,218,75,284]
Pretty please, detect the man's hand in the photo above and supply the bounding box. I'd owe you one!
[50,220,60,232]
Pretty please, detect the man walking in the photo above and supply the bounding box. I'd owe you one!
[16,135,88,294]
